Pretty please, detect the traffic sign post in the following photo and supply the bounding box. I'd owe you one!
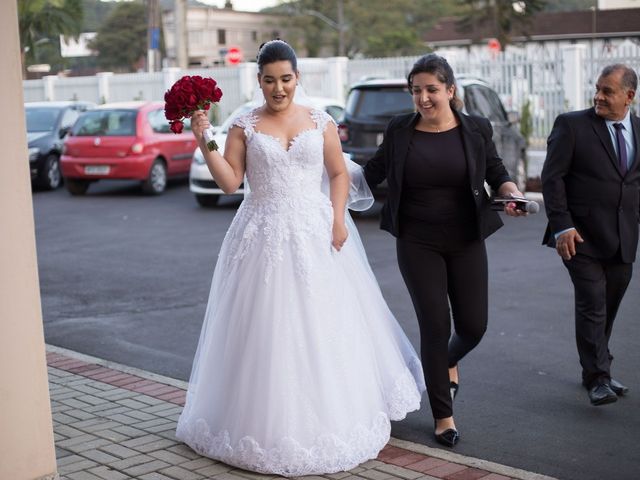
[226,46,243,65]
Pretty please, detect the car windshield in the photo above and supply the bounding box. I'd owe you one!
[25,107,62,132]
[352,88,414,118]
[73,110,137,136]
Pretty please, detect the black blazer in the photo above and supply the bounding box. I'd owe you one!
[363,111,512,239]
[541,107,640,263]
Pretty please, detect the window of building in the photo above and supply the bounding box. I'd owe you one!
[218,29,226,45]
[251,30,257,42]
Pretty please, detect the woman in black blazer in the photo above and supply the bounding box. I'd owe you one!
[364,54,525,447]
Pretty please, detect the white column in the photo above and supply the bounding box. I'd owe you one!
[238,62,258,102]
[327,56,349,104]
[163,66,182,91]
[97,71,113,104]
[0,2,58,479]
[43,74,57,101]
[561,44,587,111]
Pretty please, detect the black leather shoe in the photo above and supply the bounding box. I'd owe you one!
[610,379,629,396]
[588,383,618,406]
[434,428,460,447]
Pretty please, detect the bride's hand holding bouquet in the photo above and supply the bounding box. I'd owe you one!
[164,75,223,151]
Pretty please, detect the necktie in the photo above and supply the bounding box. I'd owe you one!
[613,123,628,175]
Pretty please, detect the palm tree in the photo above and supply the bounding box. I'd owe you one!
[18,0,83,71]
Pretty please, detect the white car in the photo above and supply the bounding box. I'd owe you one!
[189,97,345,207]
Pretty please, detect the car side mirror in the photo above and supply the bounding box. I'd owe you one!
[507,110,520,125]
[59,126,71,138]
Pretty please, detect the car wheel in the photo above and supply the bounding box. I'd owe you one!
[142,159,167,195]
[195,193,220,207]
[65,179,90,195]
[37,154,62,190]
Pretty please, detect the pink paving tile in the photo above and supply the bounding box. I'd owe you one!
[404,456,448,473]
[67,365,103,375]
[377,445,410,461]
[424,463,468,478]
[50,359,88,369]
[109,375,146,387]
[134,383,178,395]
[386,452,429,467]
[84,370,127,381]
[77,366,112,377]
[124,379,158,391]
[91,372,136,384]
[46,353,66,362]
[155,390,186,402]
[445,468,492,480]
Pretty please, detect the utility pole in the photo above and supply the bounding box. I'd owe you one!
[175,0,188,69]
[147,0,161,72]
[337,0,345,57]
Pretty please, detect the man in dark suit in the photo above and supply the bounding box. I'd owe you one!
[542,64,639,406]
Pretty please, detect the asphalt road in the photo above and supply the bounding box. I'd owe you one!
[34,181,640,480]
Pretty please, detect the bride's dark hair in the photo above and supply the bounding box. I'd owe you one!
[256,39,298,73]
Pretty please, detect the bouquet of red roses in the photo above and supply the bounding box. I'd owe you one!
[164,75,223,151]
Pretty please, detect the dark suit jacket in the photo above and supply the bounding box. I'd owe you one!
[363,111,512,239]
[541,107,640,263]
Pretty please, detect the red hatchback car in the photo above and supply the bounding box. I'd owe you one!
[61,101,196,195]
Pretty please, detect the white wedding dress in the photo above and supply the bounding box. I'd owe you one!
[176,108,425,476]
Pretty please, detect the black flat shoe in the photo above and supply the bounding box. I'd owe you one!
[434,428,460,447]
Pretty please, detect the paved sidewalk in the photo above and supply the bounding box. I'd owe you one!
[47,346,556,480]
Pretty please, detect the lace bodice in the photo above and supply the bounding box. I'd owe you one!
[221,108,337,285]
[233,108,334,206]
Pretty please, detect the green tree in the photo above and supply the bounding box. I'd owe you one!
[519,98,532,147]
[18,0,83,68]
[273,0,461,58]
[88,1,147,72]
[456,0,547,50]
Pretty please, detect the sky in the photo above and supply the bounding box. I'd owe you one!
[197,0,283,11]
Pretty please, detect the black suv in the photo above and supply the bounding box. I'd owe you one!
[26,101,95,190]
[338,77,527,190]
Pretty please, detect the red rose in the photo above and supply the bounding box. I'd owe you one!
[211,86,223,103]
[169,120,184,134]
[164,104,181,121]
[194,80,211,101]
[164,75,223,134]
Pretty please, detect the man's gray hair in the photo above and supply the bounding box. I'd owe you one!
[601,64,638,92]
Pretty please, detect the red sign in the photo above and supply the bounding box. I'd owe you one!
[226,46,243,65]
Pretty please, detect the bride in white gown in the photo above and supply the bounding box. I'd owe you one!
[176,40,425,477]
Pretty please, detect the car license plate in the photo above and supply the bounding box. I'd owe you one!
[84,165,110,175]
[376,133,384,146]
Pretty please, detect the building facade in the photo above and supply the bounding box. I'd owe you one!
[162,4,290,67]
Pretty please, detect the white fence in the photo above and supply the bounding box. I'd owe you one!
[23,44,640,147]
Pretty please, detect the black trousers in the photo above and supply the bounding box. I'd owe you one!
[396,229,488,419]
[562,252,632,388]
